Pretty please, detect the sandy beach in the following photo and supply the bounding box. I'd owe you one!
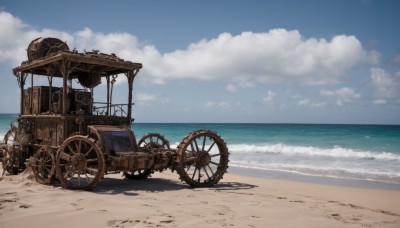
[1,167,400,228]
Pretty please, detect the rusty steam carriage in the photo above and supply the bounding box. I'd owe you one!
[0,37,229,190]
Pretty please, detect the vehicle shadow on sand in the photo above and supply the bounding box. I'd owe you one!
[92,175,258,195]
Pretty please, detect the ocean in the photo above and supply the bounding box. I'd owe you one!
[1,114,400,185]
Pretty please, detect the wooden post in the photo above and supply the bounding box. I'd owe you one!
[30,73,33,113]
[106,76,110,115]
[62,59,68,115]
[127,70,133,125]
[19,73,25,115]
[127,69,139,125]
[48,76,53,113]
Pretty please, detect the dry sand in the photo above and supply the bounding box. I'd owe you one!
[1,167,400,228]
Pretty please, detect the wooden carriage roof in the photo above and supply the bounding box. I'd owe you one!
[12,50,143,78]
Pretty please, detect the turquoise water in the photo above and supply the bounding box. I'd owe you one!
[1,114,400,184]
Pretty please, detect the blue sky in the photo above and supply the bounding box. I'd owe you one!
[0,0,399,124]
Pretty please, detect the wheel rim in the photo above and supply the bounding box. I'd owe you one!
[177,130,229,187]
[56,136,104,190]
[32,147,55,184]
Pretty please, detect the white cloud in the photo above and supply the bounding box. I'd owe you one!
[226,84,237,92]
[136,93,170,105]
[372,99,387,105]
[143,29,378,87]
[205,101,231,109]
[370,67,400,104]
[0,10,379,89]
[297,99,326,108]
[263,91,276,105]
[321,87,361,106]
[0,11,74,66]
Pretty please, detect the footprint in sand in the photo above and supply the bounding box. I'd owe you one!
[19,204,31,209]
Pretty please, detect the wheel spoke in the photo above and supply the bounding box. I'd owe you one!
[210,153,221,157]
[191,167,197,180]
[193,139,200,153]
[202,136,206,151]
[207,165,215,176]
[210,161,219,166]
[86,158,99,163]
[78,140,82,154]
[203,166,210,179]
[198,168,201,183]
[67,144,75,154]
[84,146,95,156]
[190,142,195,153]
[207,142,216,153]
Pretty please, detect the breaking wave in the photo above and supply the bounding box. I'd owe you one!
[229,143,400,161]
[227,143,400,184]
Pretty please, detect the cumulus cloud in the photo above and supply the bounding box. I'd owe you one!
[370,67,400,104]
[0,11,74,66]
[321,87,361,106]
[205,101,230,109]
[144,29,378,87]
[297,99,326,108]
[204,101,242,112]
[226,84,237,92]
[263,91,276,106]
[136,93,170,105]
[0,10,379,89]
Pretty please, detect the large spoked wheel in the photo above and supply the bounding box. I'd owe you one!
[55,136,105,190]
[124,133,170,180]
[32,147,55,184]
[1,128,18,176]
[176,130,229,187]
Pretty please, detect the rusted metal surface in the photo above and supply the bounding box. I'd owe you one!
[1,37,229,190]
[27,37,69,62]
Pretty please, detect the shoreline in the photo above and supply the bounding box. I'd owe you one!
[229,166,400,191]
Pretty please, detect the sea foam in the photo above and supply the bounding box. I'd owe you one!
[229,143,400,161]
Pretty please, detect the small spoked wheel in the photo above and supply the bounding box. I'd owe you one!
[176,130,229,187]
[55,136,104,190]
[32,147,55,184]
[138,133,170,150]
[124,133,170,180]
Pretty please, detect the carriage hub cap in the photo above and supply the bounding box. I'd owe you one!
[196,152,211,167]
[71,154,87,171]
